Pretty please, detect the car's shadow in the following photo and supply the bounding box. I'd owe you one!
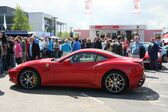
[146,76,159,79]
[10,85,159,101]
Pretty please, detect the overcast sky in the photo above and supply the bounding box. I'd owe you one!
[1,0,168,30]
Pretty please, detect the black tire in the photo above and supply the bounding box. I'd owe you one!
[102,71,128,94]
[162,54,167,62]
[159,63,162,69]
[18,69,40,89]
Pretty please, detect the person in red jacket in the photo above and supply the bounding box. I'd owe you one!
[14,36,23,65]
[123,38,129,56]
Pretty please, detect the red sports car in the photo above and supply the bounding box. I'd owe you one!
[8,49,145,94]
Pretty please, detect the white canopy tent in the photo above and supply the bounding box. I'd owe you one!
[50,36,60,39]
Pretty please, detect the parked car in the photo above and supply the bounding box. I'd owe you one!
[142,42,162,68]
[8,49,145,94]
[161,45,168,62]
[162,38,168,45]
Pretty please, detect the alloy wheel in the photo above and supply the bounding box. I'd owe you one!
[20,70,38,89]
[105,73,126,93]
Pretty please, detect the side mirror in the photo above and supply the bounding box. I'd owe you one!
[62,59,71,65]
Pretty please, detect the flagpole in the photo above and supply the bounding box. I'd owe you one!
[90,0,93,27]
[133,0,141,35]
[85,0,92,28]
[3,13,7,31]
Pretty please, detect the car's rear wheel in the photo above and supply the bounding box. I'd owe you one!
[102,71,128,94]
[159,63,162,69]
[19,69,40,89]
[162,54,167,62]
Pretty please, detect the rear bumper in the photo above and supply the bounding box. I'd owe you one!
[137,73,146,87]
[129,69,146,89]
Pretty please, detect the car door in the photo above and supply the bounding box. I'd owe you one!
[53,52,99,84]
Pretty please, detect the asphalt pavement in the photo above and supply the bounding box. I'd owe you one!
[0,63,168,112]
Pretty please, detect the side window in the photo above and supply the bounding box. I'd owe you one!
[96,55,107,62]
[69,53,97,63]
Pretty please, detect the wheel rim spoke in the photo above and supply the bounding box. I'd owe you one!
[110,85,114,91]
[114,74,119,81]
[29,82,34,87]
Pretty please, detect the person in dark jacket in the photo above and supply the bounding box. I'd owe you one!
[0,33,2,75]
[46,38,54,58]
[81,39,86,49]
[93,36,102,49]
[7,37,15,68]
[148,38,161,70]
[118,38,123,56]
[166,47,168,63]
[0,32,8,75]
[85,39,93,48]
[104,39,112,52]
[112,38,123,55]
[28,37,40,60]
[139,45,146,59]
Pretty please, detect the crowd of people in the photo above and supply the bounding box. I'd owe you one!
[0,31,168,75]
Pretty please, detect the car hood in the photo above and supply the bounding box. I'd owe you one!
[9,58,55,71]
[39,58,55,62]
[22,58,54,65]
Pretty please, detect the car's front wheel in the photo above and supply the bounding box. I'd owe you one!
[19,69,40,89]
[102,71,128,94]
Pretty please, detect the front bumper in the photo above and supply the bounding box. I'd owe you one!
[8,69,18,84]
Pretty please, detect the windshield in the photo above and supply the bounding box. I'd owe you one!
[54,49,122,62]
[95,49,123,58]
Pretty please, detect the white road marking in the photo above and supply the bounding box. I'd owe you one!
[81,93,104,104]
[148,100,167,107]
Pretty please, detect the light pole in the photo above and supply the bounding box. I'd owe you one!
[70,27,73,32]
[53,17,57,36]
[69,27,73,38]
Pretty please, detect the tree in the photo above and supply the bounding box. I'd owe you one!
[12,5,31,31]
[57,32,70,39]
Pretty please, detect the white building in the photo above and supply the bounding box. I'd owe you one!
[28,12,66,35]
